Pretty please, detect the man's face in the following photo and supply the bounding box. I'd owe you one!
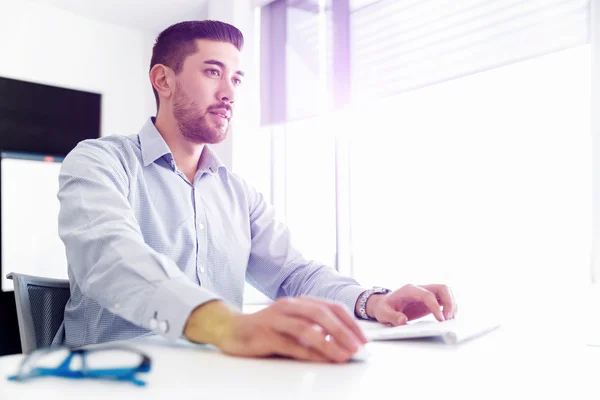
[170,39,243,144]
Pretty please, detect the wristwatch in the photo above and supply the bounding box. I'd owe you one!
[357,287,391,320]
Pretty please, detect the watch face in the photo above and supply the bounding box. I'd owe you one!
[373,287,390,294]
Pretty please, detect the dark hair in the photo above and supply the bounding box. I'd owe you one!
[150,20,244,110]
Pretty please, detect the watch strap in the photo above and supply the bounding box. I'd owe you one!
[358,287,391,320]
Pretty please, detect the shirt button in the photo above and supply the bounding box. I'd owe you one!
[198,223,205,230]
[149,318,158,330]
[113,303,120,310]
[159,320,169,333]
[199,266,206,273]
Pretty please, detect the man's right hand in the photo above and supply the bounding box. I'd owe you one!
[183,297,368,363]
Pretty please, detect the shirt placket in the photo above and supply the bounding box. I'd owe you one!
[192,185,209,285]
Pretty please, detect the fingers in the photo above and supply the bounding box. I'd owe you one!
[273,316,353,363]
[399,284,445,321]
[422,284,457,319]
[273,334,329,363]
[374,301,408,326]
[276,298,363,355]
[298,297,368,344]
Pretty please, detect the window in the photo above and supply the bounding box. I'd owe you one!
[233,125,274,304]
[284,116,338,268]
[350,0,590,101]
[348,45,591,320]
[257,0,593,317]
[260,0,335,125]
[285,0,334,121]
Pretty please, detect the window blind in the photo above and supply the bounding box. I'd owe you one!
[351,0,590,100]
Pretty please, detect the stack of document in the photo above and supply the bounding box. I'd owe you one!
[362,318,500,345]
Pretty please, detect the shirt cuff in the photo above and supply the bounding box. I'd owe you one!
[143,278,222,340]
[335,285,369,318]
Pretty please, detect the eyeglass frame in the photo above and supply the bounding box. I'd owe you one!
[7,344,152,386]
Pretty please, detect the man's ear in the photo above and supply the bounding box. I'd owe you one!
[150,64,173,101]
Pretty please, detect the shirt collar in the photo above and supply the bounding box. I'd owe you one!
[139,117,171,167]
[138,117,225,175]
[197,143,225,175]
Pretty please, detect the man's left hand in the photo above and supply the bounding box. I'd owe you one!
[365,284,457,326]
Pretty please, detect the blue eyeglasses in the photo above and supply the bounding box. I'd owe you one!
[7,345,152,386]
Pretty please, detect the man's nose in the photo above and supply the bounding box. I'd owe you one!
[217,79,236,104]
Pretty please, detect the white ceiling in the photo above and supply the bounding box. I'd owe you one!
[29,0,210,35]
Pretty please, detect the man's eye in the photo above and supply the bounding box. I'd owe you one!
[233,78,242,86]
[207,69,220,76]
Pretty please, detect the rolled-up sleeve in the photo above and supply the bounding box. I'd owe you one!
[243,183,367,315]
[58,140,220,340]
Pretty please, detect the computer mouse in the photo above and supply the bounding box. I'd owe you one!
[350,344,372,362]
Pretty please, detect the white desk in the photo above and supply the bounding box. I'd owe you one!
[0,321,598,400]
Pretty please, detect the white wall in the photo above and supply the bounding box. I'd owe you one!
[0,0,156,138]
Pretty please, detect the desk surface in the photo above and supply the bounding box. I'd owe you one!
[0,321,597,400]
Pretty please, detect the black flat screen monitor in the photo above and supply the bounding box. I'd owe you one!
[0,76,101,156]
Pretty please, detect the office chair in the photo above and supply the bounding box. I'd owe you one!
[6,273,70,354]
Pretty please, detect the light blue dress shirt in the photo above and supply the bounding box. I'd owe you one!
[56,118,366,347]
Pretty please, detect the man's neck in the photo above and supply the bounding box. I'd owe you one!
[154,113,204,182]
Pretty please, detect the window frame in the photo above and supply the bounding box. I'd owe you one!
[259,0,597,285]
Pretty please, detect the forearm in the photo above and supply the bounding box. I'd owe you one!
[275,261,367,315]
[247,244,366,314]
[244,181,366,315]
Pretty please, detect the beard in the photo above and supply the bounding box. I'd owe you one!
[172,82,230,144]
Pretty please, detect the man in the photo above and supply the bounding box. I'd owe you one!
[57,20,457,363]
